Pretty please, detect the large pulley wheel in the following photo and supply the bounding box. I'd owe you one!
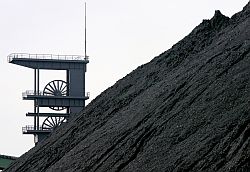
[43,80,67,111]
[42,116,67,130]
[43,80,67,96]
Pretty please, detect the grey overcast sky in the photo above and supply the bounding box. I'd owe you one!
[0,0,249,157]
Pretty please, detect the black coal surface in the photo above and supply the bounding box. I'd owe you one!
[6,2,250,172]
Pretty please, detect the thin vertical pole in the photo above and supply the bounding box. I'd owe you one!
[34,69,37,130]
[84,2,87,58]
[37,69,40,130]
[38,69,39,95]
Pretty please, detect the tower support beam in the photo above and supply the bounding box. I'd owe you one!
[34,69,37,130]
[37,69,40,130]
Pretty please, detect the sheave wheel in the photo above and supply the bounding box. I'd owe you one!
[42,116,66,130]
[43,80,67,111]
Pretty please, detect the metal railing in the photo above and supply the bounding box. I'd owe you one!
[8,53,89,62]
[22,125,51,132]
[22,90,90,98]
[22,90,43,97]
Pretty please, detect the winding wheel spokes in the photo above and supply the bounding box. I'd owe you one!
[43,80,68,111]
[42,116,66,130]
[43,80,67,96]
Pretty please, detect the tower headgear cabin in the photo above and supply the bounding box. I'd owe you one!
[8,2,89,145]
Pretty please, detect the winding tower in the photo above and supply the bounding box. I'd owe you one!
[8,54,89,144]
[8,2,89,144]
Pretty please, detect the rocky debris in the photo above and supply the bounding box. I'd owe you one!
[6,2,250,172]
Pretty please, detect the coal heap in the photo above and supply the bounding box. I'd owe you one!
[6,2,250,172]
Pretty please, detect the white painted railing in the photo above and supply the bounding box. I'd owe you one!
[22,90,43,97]
[22,90,90,98]
[8,53,89,62]
[22,125,46,132]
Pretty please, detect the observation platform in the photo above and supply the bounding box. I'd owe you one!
[8,53,89,70]
[22,90,90,107]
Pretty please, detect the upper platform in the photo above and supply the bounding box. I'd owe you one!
[8,53,89,70]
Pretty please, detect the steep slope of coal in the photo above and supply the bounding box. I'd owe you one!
[6,2,250,172]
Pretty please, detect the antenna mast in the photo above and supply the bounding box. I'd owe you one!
[84,2,87,58]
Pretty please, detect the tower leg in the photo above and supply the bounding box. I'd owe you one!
[37,69,40,130]
[34,69,37,130]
